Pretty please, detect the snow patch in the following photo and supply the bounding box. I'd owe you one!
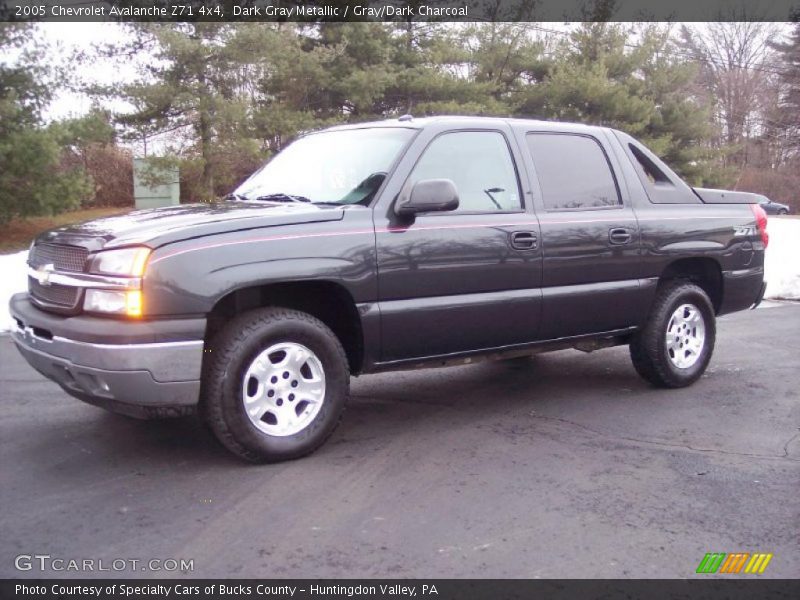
[0,250,28,333]
[0,218,797,333]
[764,218,800,301]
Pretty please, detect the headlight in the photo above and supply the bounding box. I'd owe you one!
[85,247,149,317]
[84,290,143,317]
[89,247,151,277]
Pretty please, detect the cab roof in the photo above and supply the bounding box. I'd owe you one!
[321,115,610,135]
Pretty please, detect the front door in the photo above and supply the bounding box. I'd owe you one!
[375,126,543,363]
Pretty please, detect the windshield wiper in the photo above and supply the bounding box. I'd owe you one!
[253,193,313,204]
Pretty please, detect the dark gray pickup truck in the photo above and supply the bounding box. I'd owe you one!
[10,116,768,462]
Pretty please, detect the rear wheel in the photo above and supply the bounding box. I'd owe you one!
[629,282,716,388]
[201,307,349,462]
[778,209,789,215]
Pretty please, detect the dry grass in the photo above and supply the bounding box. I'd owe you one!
[1,207,131,253]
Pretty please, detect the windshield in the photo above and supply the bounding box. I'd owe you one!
[234,127,416,205]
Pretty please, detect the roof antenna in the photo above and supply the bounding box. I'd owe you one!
[398,114,414,122]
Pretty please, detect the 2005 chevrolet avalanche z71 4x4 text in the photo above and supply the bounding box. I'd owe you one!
[10,117,768,462]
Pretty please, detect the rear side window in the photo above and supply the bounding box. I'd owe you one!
[629,143,672,186]
[526,133,621,210]
[407,131,522,212]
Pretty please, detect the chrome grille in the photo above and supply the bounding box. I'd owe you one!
[28,277,79,307]
[29,243,88,272]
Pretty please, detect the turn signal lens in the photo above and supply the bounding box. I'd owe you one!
[125,290,142,317]
[130,248,150,277]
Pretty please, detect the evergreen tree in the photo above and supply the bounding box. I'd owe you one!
[102,23,264,201]
[518,23,722,184]
[770,23,800,156]
[0,24,93,224]
[86,22,731,200]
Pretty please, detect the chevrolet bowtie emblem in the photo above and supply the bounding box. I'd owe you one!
[36,263,55,287]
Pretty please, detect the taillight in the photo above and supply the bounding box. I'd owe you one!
[750,204,769,248]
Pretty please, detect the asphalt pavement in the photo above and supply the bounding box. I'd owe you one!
[1,303,798,579]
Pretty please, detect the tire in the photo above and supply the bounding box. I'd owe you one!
[778,209,789,215]
[201,307,349,462]
[629,282,716,388]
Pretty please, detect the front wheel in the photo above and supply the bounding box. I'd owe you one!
[629,282,716,388]
[201,307,349,462]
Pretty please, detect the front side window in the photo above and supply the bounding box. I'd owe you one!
[527,133,621,210]
[406,131,522,212]
[235,127,416,205]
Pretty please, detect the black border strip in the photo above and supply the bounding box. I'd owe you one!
[2,0,799,23]
[3,579,800,600]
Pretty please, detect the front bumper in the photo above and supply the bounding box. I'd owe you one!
[9,294,205,418]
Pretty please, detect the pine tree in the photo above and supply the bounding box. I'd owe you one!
[0,24,93,224]
[770,23,800,156]
[518,23,722,185]
[102,23,264,201]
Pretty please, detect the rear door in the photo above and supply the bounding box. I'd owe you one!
[374,123,543,363]
[516,128,642,339]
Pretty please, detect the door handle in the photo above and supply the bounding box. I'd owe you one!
[608,227,634,245]
[510,231,538,250]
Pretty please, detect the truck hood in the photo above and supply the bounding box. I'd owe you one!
[37,201,346,251]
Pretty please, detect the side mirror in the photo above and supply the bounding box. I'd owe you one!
[395,179,459,216]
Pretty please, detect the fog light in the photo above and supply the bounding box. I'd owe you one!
[84,289,143,317]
